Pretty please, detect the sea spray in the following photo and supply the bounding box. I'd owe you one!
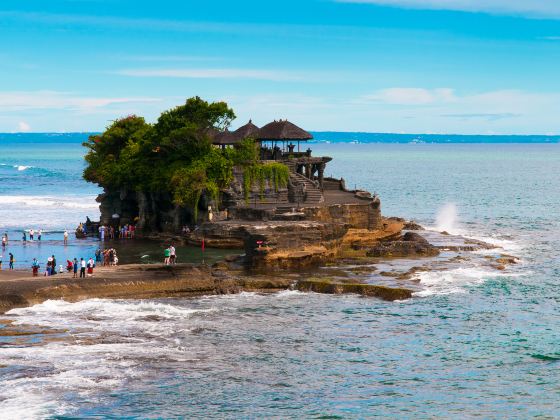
[435,203,458,234]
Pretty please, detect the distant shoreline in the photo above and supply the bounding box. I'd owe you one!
[1,132,559,144]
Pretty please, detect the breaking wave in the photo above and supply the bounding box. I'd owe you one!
[0,195,99,229]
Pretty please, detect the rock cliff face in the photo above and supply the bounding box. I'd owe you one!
[303,198,382,230]
[190,214,404,271]
[98,188,198,233]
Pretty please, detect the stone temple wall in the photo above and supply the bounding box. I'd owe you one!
[302,199,382,230]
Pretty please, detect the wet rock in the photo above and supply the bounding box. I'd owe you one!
[366,232,440,258]
[0,294,29,313]
[496,255,518,265]
[404,220,424,230]
[296,279,412,301]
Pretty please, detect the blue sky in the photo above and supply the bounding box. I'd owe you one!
[1,0,560,134]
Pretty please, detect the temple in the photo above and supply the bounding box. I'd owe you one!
[211,119,375,214]
[93,118,381,245]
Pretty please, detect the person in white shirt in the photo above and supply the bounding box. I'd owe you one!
[63,230,69,245]
[29,229,34,241]
[80,258,86,278]
[87,257,94,277]
[169,245,176,264]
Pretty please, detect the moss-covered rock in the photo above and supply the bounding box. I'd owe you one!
[296,279,412,301]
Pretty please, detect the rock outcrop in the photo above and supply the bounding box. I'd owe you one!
[366,232,440,258]
[0,263,413,313]
[297,278,412,301]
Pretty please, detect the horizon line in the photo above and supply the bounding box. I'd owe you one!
[1,131,559,137]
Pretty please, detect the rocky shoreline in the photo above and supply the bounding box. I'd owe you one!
[0,262,415,314]
[0,218,519,314]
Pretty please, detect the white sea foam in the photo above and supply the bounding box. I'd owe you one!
[274,289,303,298]
[434,202,459,234]
[1,298,219,417]
[0,195,99,229]
[0,195,97,210]
[8,298,217,334]
[0,163,33,171]
[413,266,520,297]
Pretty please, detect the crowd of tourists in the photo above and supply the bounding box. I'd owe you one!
[27,248,119,277]
[2,231,46,248]
[0,224,189,275]
[2,229,70,246]
[99,248,119,266]
[0,227,120,276]
[98,224,136,240]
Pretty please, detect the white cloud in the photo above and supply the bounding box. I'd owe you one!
[363,88,456,105]
[116,68,302,82]
[336,0,560,18]
[0,91,161,112]
[350,88,560,134]
[17,121,31,132]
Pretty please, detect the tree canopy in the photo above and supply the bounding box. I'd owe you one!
[83,96,289,217]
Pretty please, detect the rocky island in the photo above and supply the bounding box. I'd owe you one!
[0,97,517,313]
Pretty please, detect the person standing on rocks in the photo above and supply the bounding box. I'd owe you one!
[87,257,95,277]
[9,253,14,270]
[22,230,27,244]
[46,256,53,276]
[29,229,34,241]
[80,258,86,278]
[164,247,171,265]
[169,245,176,264]
[31,258,39,276]
[73,258,78,278]
[63,230,69,245]
[38,229,42,241]
[51,255,57,275]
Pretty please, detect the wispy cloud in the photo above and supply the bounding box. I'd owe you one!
[362,88,456,105]
[335,0,560,19]
[442,112,521,121]
[115,68,303,82]
[121,55,223,63]
[0,91,161,111]
[17,121,31,132]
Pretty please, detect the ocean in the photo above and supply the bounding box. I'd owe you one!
[0,134,559,417]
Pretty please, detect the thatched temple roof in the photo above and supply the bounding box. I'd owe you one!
[257,120,313,141]
[211,119,312,145]
[212,129,239,145]
[233,120,260,140]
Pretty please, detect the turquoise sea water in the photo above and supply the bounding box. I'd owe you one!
[0,136,559,417]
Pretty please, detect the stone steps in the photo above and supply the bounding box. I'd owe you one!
[285,160,297,172]
[290,173,324,204]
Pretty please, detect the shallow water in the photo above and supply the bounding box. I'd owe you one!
[1,139,560,417]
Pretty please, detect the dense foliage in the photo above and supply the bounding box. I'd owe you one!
[243,163,290,202]
[83,97,289,216]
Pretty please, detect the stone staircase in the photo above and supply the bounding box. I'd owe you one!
[289,172,324,204]
[284,160,297,173]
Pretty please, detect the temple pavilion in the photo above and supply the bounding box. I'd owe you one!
[212,119,331,191]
